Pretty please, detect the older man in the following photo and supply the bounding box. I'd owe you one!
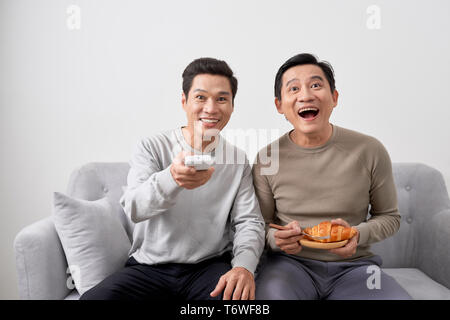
[81,57,265,300]
[252,53,411,299]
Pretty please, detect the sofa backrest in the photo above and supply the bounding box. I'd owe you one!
[371,163,450,268]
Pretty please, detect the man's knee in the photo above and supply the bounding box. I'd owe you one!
[80,283,124,300]
[79,270,137,300]
[184,260,230,300]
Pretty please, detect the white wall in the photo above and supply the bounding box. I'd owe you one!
[1,0,449,299]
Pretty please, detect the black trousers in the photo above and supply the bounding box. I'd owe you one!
[80,252,232,300]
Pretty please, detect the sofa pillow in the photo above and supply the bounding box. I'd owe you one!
[53,192,131,296]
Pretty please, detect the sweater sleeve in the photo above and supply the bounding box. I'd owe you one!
[355,140,401,245]
[229,160,266,275]
[119,138,182,223]
[251,152,279,251]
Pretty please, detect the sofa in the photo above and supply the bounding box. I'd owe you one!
[14,162,450,300]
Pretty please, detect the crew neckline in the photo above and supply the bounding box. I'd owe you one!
[175,127,223,155]
[285,124,339,153]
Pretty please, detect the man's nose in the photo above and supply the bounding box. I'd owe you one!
[203,98,218,113]
[297,87,314,103]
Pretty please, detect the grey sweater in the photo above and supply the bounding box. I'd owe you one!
[119,128,265,274]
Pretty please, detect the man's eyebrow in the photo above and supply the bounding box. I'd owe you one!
[285,75,325,87]
[193,89,208,93]
[193,89,230,95]
[310,75,324,82]
[285,78,299,87]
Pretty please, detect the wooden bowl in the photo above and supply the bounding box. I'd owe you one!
[299,239,348,249]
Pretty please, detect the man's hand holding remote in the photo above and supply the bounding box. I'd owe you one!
[170,151,215,189]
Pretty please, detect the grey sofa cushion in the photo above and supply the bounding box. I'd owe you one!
[384,268,450,300]
[66,162,134,241]
[53,192,131,296]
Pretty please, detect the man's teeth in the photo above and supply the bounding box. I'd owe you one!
[298,107,318,113]
[200,119,219,123]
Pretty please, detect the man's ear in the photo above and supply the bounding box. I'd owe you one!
[275,97,284,114]
[332,90,339,108]
[181,92,187,111]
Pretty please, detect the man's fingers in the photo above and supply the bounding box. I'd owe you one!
[240,283,255,300]
[223,279,237,300]
[210,276,226,298]
[213,267,255,301]
[285,220,301,229]
[232,281,244,300]
[173,164,196,175]
[180,166,214,177]
[331,218,350,227]
[173,174,201,183]
[275,235,302,247]
[282,244,302,255]
[329,237,357,257]
[275,228,301,239]
[250,285,255,300]
[281,241,301,250]
[241,287,249,300]
[173,164,213,181]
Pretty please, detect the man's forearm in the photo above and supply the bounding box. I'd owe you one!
[356,210,401,246]
[120,165,182,223]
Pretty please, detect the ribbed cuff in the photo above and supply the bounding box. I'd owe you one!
[355,223,370,246]
[266,228,281,252]
[231,251,259,275]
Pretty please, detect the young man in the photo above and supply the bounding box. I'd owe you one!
[81,58,265,300]
[252,53,411,299]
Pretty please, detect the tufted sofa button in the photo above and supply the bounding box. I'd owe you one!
[406,217,413,224]
[103,187,108,193]
[405,185,411,191]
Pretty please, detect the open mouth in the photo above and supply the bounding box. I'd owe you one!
[298,107,319,120]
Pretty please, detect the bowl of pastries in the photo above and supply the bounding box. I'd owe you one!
[300,221,357,249]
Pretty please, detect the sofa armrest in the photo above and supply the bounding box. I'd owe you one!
[14,216,71,299]
[416,209,450,289]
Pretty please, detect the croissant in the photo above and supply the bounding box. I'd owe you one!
[303,221,357,243]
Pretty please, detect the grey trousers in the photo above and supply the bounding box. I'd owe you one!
[255,252,412,300]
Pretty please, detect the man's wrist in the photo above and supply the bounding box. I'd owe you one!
[232,266,253,276]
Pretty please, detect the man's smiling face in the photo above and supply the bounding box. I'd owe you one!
[275,64,338,136]
[182,73,233,135]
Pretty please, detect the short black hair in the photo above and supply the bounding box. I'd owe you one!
[274,53,336,100]
[182,57,238,104]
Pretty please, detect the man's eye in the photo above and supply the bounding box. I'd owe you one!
[218,97,227,102]
[311,83,322,89]
[196,95,205,100]
[289,86,299,92]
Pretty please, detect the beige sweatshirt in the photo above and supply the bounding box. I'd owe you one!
[252,124,400,262]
